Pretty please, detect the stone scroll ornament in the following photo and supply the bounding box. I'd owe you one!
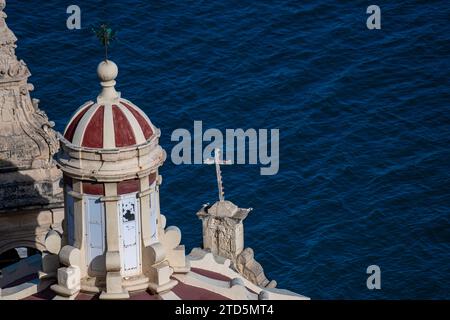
[0,0,59,168]
[0,0,61,212]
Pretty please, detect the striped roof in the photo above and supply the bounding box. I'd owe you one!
[63,99,155,149]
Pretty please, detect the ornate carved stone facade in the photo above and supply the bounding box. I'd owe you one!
[197,201,248,260]
[0,0,63,255]
[197,200,277,289]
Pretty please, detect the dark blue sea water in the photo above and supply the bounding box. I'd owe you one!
[7,0,449,299]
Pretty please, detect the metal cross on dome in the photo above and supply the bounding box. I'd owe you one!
[92,23,117,60]
[204,148,232,202]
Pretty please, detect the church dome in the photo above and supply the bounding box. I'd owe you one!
[63,99,155,149]
[63,60,156,149]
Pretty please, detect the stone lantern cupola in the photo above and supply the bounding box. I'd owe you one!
[49,60,190,300]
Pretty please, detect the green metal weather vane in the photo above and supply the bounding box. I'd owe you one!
[92,24,116,60]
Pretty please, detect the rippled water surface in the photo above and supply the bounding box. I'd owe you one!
[7,0,450,299]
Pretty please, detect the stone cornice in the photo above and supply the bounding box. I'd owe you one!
[57,132,165,182]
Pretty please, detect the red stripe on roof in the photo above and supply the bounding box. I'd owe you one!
[82,105,104,148]
[75,293,100,300]
[128,291,161,300]
[23,286,57,300]
[191,267,232,282]
[171,281,230,300]
[64,104,92,142]
[121,102,153,140]
[112,105,136,147]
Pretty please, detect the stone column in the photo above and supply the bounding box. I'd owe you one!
[100,182,129,299]
[69,179,87,277]
[62,183,70,246]
[155,174,163,240]
[51,179,84,298]
[138,175,151,247]
[103,183,119,253]
[138,175,152,275]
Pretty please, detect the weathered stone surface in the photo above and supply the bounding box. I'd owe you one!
[235,248,277,289]
[57,266,81,291]
[59,246,81,267]
[41,252,60,274]
[0,207,64,254]
[159,225,189,272]
[0,0,62,212]
[197,200,276,288]
[44,230,62,255]
[197,200,250,262]
[0,6,63,291]
[148,261,173,287]
[103,271,127,297]
[0,167,62,211]
[105,251,121,272]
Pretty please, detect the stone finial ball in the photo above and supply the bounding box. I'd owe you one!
[0,0,5,11]
[97,60,118,82]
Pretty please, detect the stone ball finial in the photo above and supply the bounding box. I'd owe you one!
[97,59,118,83]
[0,0,5,11]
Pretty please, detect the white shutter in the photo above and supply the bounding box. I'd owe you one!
[118,194,141,276]
[86,196,105,274]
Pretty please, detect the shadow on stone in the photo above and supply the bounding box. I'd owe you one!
[0,159,64,272]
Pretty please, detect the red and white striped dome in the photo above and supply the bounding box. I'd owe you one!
[63,60,156,149]
[64,99,156,149]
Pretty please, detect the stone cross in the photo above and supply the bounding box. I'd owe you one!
[204,148,232,202]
